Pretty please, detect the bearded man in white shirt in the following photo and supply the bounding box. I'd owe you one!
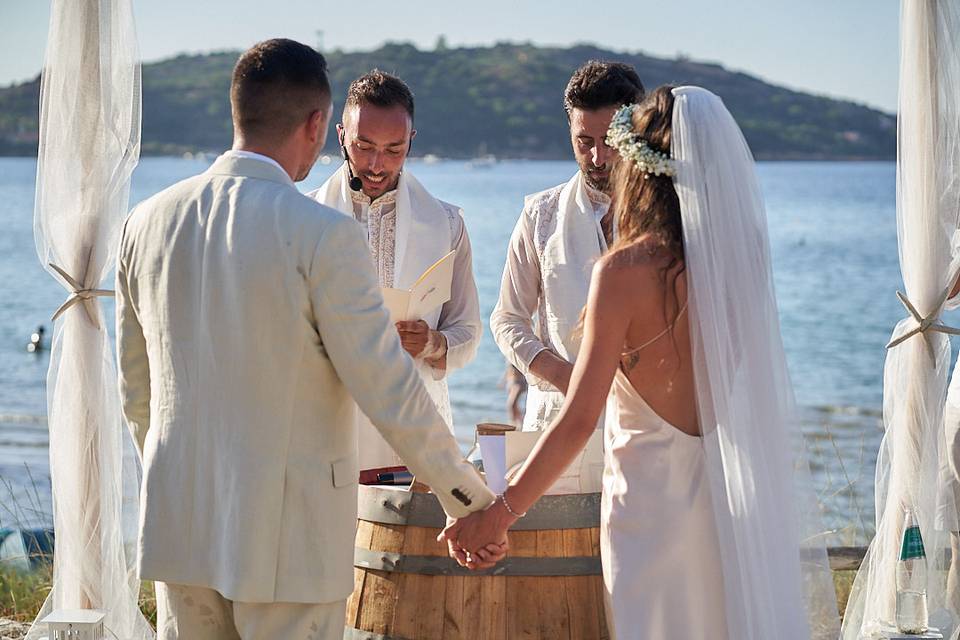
[491,61,645,431]
[309,71,481,468]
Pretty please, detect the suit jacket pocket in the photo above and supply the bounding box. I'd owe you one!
[331,456,359,488]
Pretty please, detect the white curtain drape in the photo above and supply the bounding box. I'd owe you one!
[26,0,153,638]
[842,2,960,638]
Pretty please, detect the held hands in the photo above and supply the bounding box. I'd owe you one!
[437,498,517,570]
[440,524,508,570]
[396,320,447,363]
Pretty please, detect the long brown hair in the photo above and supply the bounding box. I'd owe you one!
[609,85,686,330]
[573,85,686,344]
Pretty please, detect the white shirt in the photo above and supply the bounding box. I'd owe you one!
[309,165,482,466]
[346,186,481,373]
[490,172,610,431]
[492,176,610,378]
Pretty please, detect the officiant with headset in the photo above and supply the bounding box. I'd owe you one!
[309,70,481,470]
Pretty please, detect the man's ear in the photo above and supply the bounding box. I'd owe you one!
[306,109,325,143]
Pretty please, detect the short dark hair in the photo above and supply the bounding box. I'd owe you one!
[563,61,645,115]
[230,38,331,140]
[344,70,415,122]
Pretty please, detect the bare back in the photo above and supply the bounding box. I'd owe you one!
[602,242,698,435]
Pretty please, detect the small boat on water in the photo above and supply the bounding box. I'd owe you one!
[466,153,497,169]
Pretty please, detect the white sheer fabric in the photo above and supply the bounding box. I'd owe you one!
[842,2,960,637]
[672,86,840,638]
[27,0,152,638]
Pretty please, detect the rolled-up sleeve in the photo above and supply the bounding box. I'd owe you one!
[435,212,482,375]
[490,207,550,377]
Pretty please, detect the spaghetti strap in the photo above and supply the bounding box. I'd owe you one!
[621,301,688,357]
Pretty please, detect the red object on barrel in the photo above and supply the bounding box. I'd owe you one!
[358,465,408,485]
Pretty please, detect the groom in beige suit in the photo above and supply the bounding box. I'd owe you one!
[116,39,497,639]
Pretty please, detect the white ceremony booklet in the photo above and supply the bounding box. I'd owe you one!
[381,250,457,323]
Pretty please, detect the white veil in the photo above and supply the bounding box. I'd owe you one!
[672,86,840,638]
[27,0,153,638]
[842,2,960,638]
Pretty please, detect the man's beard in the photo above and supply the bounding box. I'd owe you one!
[582,165,610,193]
[362,170,402,199]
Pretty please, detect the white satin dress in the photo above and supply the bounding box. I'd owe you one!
[601,366,728,639]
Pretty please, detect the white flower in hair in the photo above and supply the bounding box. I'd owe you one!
[606,104,676,178]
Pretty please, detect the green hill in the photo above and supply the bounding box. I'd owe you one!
[0,42,896,160]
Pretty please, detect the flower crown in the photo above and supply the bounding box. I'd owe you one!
[605,104,676,178]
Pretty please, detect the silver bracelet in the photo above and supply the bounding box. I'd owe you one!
[498,491,527,518]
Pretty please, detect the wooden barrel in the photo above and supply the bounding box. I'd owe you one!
[345,485,609,639]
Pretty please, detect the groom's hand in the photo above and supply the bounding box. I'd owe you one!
[440,520,507,570]
[396,320,447,363]
[439,509,511,571]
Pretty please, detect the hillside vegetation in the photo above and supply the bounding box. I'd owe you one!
[0,42,895,160]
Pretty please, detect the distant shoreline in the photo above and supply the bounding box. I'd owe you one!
[0,43,897,162]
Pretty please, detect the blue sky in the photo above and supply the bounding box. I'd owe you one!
[2,0,900,112]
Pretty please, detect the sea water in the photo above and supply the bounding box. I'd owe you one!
[0,156,936,543]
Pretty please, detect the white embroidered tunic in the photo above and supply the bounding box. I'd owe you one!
[343,186,480,372]
[490,171,611,431]
[349,188,398,288]
[309,165,481,468]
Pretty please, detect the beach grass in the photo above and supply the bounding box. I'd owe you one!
[833,569,857,619]
[0,565,50,622]
[0,566,157,626]
[0,565,854,630]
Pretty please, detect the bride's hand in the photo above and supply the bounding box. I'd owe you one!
[443,535,508,570]
[469,541,508,568]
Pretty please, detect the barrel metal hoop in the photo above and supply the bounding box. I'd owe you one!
[354,547,602,577]
[356,487,434,527]
[356,486,601,530]
[343,627,409,640]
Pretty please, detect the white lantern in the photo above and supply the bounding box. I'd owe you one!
[41,610,105,640]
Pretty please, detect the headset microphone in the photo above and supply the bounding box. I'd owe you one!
[340,144,363,192]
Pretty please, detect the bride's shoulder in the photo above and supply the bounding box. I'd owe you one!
[595,240,669,275]
[591,241,675,301]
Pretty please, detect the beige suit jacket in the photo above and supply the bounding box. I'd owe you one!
[116,154,494,604]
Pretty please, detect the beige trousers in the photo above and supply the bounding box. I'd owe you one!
[155,582,346,640]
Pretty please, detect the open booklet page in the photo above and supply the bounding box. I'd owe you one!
[381,250,457,323]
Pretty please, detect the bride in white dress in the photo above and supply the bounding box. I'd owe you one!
[444,86,839,639]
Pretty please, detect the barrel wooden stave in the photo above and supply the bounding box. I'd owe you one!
[347,486,609,640]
